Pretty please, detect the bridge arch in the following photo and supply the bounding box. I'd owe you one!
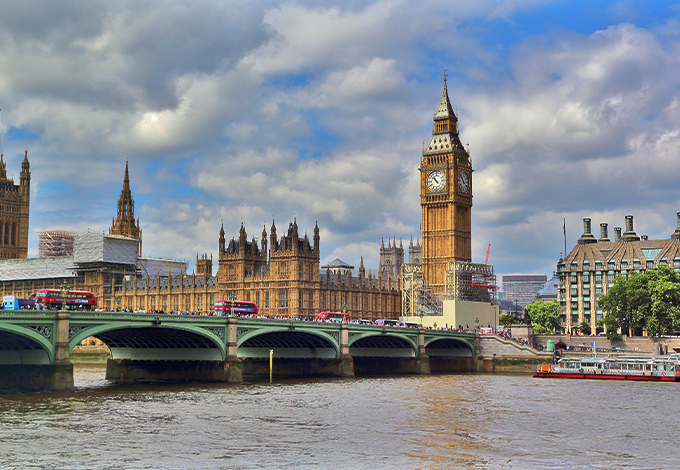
[348,332,417,357]
[0,323,54,364]
[424,337,474,357]
[237,328,339,358]
[69,322,226,361]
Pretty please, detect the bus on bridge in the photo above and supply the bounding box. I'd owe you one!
[213,300,258,316]
[32,289,97,310]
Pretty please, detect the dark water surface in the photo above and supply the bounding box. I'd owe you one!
[0,365,678,469]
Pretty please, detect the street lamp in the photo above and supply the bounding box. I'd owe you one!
[61,281,69,311]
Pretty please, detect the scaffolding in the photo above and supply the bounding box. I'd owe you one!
[401,264,443,317]
[38,230,77,257]
[401,260,497,318]
[444,261,497,303]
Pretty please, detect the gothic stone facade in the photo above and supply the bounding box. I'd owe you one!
[0,150,30,260]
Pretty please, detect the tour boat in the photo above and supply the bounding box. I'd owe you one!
[534,355,680,381]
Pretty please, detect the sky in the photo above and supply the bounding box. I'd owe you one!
[1,0,680,281]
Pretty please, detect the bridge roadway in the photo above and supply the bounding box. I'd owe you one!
[0,310,476,393]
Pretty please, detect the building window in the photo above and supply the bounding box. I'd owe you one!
[162,297,167,311]
[150,298,156,310]
[647,260,654,268]
[265,292,269,308]
[209,295,214,310]
[279,291,288,308]
[197,296,203,311]
[280,264,287,277]
[174,297,179,312]
[185,297,191,311]
[229,266,235,278]
[256,292,260,306]
[246,292,250,301]
[595,274,602,282]
[299,264,303,279]
[581,273,590,282]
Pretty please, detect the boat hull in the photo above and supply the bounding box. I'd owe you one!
[533,371,680,381]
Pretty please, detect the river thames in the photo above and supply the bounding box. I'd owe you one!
[0,365,677,469]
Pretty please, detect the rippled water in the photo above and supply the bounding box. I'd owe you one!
[0,365,678,469]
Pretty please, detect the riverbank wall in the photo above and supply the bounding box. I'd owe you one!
[476,334,553,372]
[533,335,680,354]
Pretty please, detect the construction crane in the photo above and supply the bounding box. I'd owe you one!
[485,243,491,265]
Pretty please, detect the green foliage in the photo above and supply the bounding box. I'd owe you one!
[525,300,561,333]
[499,313,514,327]
[578,320,591,335]
[604,313,621,340]
[599,264,680,338]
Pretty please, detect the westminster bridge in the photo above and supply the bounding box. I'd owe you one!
[0,310,484,392]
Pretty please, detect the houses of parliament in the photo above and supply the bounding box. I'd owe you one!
[0,76,472,319]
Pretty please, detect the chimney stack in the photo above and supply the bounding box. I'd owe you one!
[672,212,680,240]
[614,227,622,242]
[599,223,610,242]
[622,215,640,242]
[578,218,597,245]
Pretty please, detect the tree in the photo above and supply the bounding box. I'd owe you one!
[598,264,680,338]
[525,300,561,334]
[579,320,591,335]
[603,313,621,340]
[499,313,514,327]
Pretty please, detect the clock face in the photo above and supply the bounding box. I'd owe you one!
[427,170,445,191]
[459,171,469,192]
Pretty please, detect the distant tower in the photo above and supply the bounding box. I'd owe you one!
[408,236,422,265]
[196,253,213,276]
[379,237,404,279]
[0,149,30,259]
[109,160,142,254]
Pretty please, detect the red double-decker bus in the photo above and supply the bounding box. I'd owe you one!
[316,312,351,323]
[213,300,258,316]
[32,289,97,310]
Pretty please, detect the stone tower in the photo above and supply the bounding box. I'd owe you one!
[420,71,472,293]
[0,149,30,259]
[379,237,404,279]
[109,160,142,254]
[408,236,422,265]
[196,253,213,276]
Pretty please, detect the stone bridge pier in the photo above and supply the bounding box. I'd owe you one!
[0,311,74,394]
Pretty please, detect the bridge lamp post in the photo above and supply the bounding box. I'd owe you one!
[229,292,236,316]
[61,282,69,311]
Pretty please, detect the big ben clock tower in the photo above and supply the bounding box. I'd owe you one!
[420,71,472,294]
